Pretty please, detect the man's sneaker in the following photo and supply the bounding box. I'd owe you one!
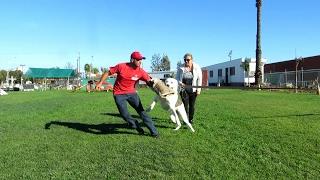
[151,134,160,139]
[137,127,144,135]
[44,123,51,129]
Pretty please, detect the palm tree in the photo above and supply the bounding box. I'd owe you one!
[84,64,90,73]
[241,58,251,87]
[255,0,262,86]
[84,63,92,78]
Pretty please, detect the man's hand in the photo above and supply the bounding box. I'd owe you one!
[95,82,102,91]
[95,71,111,91]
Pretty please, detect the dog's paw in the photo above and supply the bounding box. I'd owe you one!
[169,116,176,123]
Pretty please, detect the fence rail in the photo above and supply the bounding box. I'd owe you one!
[264,69,320,88]
[184,85,319,93]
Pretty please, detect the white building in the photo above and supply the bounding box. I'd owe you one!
[148,71,175,80]
[203,58,266,86]
[139,71,175,85]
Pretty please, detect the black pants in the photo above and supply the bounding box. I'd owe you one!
[180,90,197,123]
[114,93,158,136]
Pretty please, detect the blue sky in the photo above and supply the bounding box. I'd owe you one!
[1,0,319,72]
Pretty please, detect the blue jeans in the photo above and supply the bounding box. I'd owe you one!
[114,93,158,136]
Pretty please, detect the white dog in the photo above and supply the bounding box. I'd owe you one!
[146,78,195,132]
[0,89,8,96]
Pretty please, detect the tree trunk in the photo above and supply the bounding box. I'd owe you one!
[247,71,250,87]
[255,0,262,86]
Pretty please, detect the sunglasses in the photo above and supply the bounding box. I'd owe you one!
[184,59,192,62]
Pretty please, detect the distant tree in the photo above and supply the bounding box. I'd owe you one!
[151,54,161,72]
[241,58,251,87]
[100,67,109,73]
[93,67,99,74]
[9,70,23,83]
[0,70,7,82]
[150,53,171,71]
[159,54,170,71]
[176,60,183,70]
[84,64,91,73]
[65,62,74,69]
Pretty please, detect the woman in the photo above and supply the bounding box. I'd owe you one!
[176,53,202,124]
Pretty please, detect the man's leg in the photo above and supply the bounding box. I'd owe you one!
[127,93,158,136]
[114,94,142,132]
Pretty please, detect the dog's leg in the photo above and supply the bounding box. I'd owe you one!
[169,114,176,123]
[177,105,195,132]
[168,106,181,131]
[146,96,158,112]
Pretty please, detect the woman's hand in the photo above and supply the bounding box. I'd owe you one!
[179,82,185,87]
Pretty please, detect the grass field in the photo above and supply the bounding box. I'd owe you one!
[0,88,319,179]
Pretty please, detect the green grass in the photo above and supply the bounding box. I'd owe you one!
[0,89,319,179]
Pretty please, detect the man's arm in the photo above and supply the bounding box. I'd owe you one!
[96,71,112,90]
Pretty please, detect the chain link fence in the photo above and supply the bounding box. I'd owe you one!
[264,69,320,88]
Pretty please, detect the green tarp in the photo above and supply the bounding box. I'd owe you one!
[25,68,76,78]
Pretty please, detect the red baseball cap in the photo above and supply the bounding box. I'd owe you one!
[131,51,146,60]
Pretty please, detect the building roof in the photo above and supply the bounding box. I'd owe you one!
[25,68,76,78]
[202,57,267,69]
[264,55,320,73]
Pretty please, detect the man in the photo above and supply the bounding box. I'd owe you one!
[96,51,159,138]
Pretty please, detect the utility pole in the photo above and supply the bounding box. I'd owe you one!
[76,52,81,75]
[228,50,232,61]
[295,58,298,93]
[78,52,81,74]
[90,56,94,80]
[76,57,79,74]
[20,64,25,87]
[295,57,303,93]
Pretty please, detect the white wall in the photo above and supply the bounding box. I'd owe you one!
[139,71,175,84]
[148,71,175,79]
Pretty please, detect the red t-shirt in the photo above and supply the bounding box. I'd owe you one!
[109,63,150,95]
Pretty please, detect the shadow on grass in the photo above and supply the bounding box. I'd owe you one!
[254,113,320,119]
[101,112,163,121]
[44,121,137,135]
[101,112,172,129]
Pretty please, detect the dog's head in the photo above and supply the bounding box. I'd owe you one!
[165,78,178,93]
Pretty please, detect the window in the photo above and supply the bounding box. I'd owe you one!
[218,69,222,77]
[209,70,213,77]
[230,67,235,76]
